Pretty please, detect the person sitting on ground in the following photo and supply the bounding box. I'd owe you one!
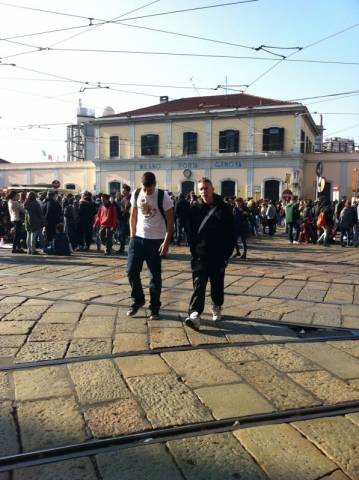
[44,223,71,256]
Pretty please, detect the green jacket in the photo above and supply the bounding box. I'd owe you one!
[285,203,299,223]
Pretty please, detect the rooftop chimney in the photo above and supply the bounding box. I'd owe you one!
[160,96,169,104]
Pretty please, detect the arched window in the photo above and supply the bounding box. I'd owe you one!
[264,180,280,201]
[181,181,195,195]
[219,130,239,153]
[221,180,236,197]
[109,181,121,194]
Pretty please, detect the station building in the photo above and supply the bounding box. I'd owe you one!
[3,92,358,201]
[88,92,318,200]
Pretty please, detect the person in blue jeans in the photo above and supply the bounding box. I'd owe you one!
[127,172,173,320]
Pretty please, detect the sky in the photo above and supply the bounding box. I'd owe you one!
[0,0,358,163]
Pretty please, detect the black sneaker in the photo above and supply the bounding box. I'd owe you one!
[126,303,145,317]
[149,310,160,320]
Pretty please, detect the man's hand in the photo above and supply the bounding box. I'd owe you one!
[159,241,169,257]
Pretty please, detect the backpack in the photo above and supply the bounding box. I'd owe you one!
[134,188,167,226]
[316,211,326,228]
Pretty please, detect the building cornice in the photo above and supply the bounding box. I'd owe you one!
[92,104,312,126]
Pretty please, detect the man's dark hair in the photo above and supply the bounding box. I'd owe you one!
[122,184,131,192]
[141,172,156,187]
[102,194,110,201]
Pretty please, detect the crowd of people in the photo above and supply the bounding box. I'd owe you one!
[1,174,359,328]
[1,184,359,257]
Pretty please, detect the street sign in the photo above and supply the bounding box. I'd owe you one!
[317,177,326,193]
[316,161,323,177]
[282,189,293,201]
[351,168,358,192]
[52,180,60,189]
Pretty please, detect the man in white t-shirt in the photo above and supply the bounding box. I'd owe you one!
[127,172,174,319]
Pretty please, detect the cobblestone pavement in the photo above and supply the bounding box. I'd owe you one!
[0,233,358,479]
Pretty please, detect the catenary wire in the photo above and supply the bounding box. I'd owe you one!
[48,0,161,48]
[47,47,359,65]
[243,23,359,92]
[0,1,257,23]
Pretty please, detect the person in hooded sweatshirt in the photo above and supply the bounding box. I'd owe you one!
[185,177,235,331]
[93,194,118,255]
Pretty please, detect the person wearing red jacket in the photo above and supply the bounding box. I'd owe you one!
[93,194,118,255]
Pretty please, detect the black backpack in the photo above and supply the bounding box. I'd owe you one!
[134,188,167,225]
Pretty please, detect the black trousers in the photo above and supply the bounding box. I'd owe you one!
[127,236,163,311]
[12,221,23,250]
[189,258,226,315]
[100,227,113,253]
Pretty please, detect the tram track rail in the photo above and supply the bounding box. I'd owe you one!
[1,329,357,372]
[1,400,359,472]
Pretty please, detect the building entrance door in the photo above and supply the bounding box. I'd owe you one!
[181,181,195,195]
[264,180,280,201]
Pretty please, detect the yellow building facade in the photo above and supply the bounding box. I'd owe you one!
[0,94,321,200]
[91,94,318,201]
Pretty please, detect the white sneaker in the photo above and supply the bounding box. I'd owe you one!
[212,305,222,322]
[185,311,201,331]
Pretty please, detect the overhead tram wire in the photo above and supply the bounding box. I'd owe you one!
[0,77,218,91]
[0,0,258,24]
[47,47,359,66]
[243,22,359,92]
[47,0,162,48]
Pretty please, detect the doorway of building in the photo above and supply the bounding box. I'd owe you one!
[109,181,121,194]
[264,179,280,201]
[181,181,195,195]
[221,180,236,197]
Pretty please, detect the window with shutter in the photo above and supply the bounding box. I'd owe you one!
[218,130,239,153]
[141,134,159,156]
[183,132,197,155]
[109,136,119,157]
[262,128,284,151]
[300,130,305,153]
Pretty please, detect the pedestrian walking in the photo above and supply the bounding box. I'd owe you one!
[24,191,46,254]
[77,191,96,251]
[185,177,235,331]
[7,190,25,253]
[93,194,118,255]
[233,197,250,259]
[126,172,173,320]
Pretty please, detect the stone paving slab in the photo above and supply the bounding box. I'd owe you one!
[293,416,359,480]
[0,235,358,478]
[234,423,337,480]
[17,397,87,451]
[128,373,212,427]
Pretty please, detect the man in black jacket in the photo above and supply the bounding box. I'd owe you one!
[185,177,235,331]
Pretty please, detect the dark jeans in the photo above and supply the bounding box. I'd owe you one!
[235,235,247,254]
[77,223,93,249]
[176,217,188,245]
[340,227,351,246]
[45,223,56,243]
[117,218,129,250]
[12,220,23,250]
[189,258,226,315]
[127,236,163,311]
[100,227,113,253]
[267,218,276,235]
[287,222,299,243]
